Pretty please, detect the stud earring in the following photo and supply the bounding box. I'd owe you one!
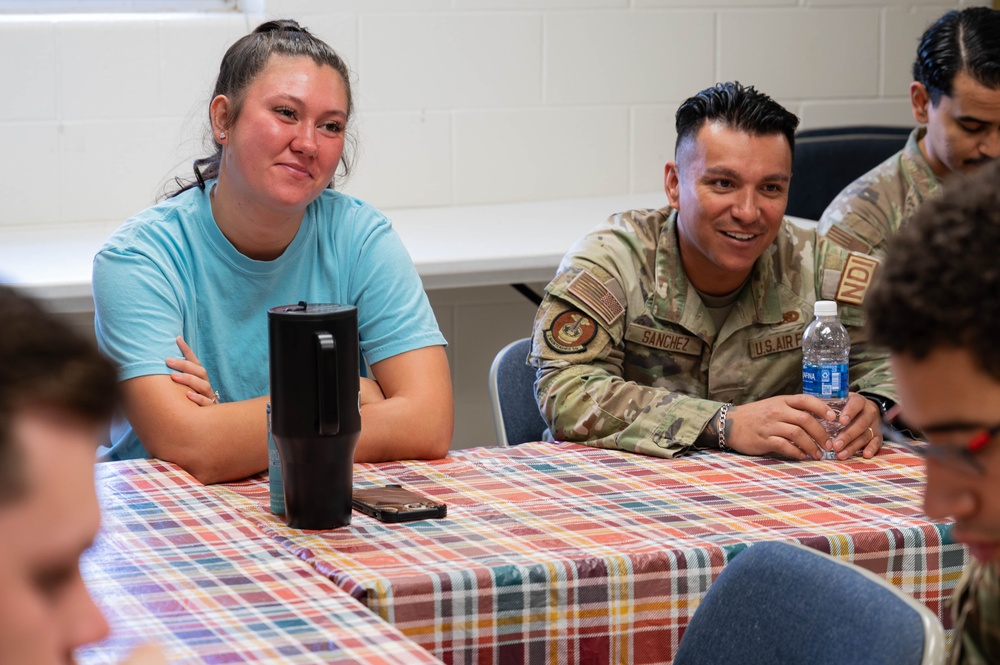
[219,132,226,139]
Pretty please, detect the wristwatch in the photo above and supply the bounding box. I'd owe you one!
[860,393,895,418]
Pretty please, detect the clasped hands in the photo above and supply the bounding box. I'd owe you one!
[725,392,882,460]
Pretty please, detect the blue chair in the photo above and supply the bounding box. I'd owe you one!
[786,125,912,222]
[673,541,945,665]
[488,338,548,446]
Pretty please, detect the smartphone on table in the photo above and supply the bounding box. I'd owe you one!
[352,484,447,523]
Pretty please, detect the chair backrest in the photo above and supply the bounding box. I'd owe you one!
[488,338,548,446]
[673,541,945,665]
[786,125,912,221]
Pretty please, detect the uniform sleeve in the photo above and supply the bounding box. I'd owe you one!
[843,308,897,404]
[528,263,721,459]
[815,237,898,404]
[818,183,893,259]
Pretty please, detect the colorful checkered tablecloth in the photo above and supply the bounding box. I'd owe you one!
[76,460,442,664]
[213,441,967,665]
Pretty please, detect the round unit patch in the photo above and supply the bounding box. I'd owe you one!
[545,310,597,354]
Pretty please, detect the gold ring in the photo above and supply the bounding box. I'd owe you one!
[866,426,875,441]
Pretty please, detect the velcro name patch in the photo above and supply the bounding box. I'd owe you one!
[625,323,702,356]
[835,252,879,306]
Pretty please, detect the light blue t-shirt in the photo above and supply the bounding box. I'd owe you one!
[93,182,446,461]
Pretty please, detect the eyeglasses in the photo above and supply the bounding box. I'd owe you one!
[880,417,1000,475]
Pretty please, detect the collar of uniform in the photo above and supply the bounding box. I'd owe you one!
[649,209,784,337]
[903,126,942,197]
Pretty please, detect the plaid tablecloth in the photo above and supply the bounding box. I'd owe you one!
[215,442,967,665]
[77,460,442,665]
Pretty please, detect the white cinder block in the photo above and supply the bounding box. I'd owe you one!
[158,110,216,194]
[359,14,542,110]
[799,100,916,130]
[882,8,952,97]
[267,0,450,13]
[159,15,249,118]
[456,0,625,8]
[810,0,952,6]
[631,105,676,194]
[0,20,57,122]
[545,12,714,105]
[0,123,60,226]
[638,0,791,6]
[60,119,182,224]
[56,18,161,121]
[340,110,453,209]
[454,107,629,205]
[280,14,360,77]
[719,9,879,99]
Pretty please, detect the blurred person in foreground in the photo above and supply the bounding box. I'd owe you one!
[820,6,1000,256]
[867,159,1000,664]
[0,285,164,665]
[529,82,896,461]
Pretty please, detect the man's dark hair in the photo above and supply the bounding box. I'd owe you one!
[674,81,799,158]
[913,7,1000,105]
[867,159,1000,381]
[0,286,119,504]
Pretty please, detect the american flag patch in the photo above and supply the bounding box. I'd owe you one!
[825,225,871,254]
[567,270,625,326]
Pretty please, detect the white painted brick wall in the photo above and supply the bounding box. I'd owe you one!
[0,0,986,228]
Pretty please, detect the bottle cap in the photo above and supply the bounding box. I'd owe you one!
[814,300,838,317]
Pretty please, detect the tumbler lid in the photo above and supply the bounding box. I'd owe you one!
[268,302,356,320]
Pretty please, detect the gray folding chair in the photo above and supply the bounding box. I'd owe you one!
[674,540,945,665]
[488,338,548,446]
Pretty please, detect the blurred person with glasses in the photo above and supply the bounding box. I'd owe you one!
[867,158,1000,664]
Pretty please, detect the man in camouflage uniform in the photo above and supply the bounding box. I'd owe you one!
[818,7,1000,257]
[529,82,895,461]
[868,159,1000,665]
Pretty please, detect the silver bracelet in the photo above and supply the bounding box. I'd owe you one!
[718,403,733,451]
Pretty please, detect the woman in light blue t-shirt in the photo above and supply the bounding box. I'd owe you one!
[93,20,453,484]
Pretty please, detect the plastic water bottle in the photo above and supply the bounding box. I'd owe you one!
[802,300,849,460]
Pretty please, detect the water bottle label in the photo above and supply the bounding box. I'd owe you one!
[802,363,848,399]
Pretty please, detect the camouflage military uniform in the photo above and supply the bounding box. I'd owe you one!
[818,127,941,258]
[950,561,1000,664]
[528,206,896,458]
